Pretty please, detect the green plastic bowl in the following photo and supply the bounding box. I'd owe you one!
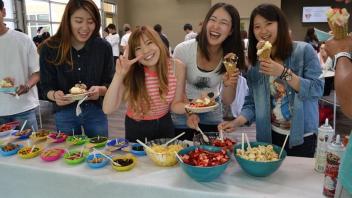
[64,150,88,165]
[234,142,286,177]
[177,145,231,182]
[66,135,88,145]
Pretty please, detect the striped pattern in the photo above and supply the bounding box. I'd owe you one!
[127,62,177,120]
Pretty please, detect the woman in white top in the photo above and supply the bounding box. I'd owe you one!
[172,2,246,140]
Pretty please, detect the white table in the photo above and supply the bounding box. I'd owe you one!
[0,144,325,198]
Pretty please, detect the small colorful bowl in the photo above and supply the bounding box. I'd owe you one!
[111,154,137,171]
[0,143,23,156]
[30,129,51,142]
[18,146,43,159]
[88,136,108,148]
[47,133,68,143]
[11,129,32,139]
[64,150,88,165]
[40,148,65,162]
[130,143,146,156]
[0,125,15,137]
[106,138,129,151]
[66,135,88,146]
[86,153,109,169]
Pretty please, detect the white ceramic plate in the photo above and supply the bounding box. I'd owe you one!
[63,92,90,101]
[185,102,219,113]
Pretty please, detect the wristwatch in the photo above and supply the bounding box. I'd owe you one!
[333,52,352,70]
[282,68,292,81]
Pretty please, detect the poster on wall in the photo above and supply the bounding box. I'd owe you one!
[302,6,330,23]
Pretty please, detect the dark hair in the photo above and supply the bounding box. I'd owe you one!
[104,27,109,33]
[15,28,23,32]
[0,0,4,10]
[107,23,116,30]
[197,2,245,72]
[153,24,162,33]
[41,0,101,67]
[183,23,193,31]
[304,27,318,42]
[37,27,43,33]
[123,24,131,32]
[247,4,292,65]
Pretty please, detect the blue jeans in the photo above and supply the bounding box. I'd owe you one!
[55,103,108,138]
[0,108,38,131]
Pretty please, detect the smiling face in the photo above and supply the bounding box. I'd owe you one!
[253,14,278,46]
[70,8,96,48]
[134,34,160,68]
[206,7,232,47]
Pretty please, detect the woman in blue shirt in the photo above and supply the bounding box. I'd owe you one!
[219,4,324,157]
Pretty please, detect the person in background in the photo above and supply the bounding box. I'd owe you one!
[0,0,40,130]
[120,23,132,52]
[219,4,323,157]
[183,23,197,41]
[106,23,120,63]
[172,2,245,140]
[153,24,169,51]
[33,26,45,47]
[39,0,114,138]
[318,43,333,70]
[304,27,320,52]
[103,26,186,142]
[102,27,109,39]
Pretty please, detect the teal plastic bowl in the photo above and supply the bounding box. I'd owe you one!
[177,145,231,182]
[234,142,286,177]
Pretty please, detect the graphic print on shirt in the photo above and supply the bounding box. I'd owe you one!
[270,77,291,130]
[193,76,211,89]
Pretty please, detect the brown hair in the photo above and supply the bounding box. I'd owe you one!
[40,0,101,68]
[123,26,170,115]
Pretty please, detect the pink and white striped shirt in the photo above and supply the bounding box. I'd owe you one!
[126,61,177,120]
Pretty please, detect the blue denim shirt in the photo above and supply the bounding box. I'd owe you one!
[241,41,324,147]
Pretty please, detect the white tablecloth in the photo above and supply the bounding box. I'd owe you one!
[0,145,325,198]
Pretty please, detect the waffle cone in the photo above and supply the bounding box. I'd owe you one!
[224,63,236,74]
[329,20,348,40]
[259,48,271,60]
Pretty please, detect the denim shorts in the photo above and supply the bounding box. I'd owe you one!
[0,108,38,131]
[55,102,108,137]
[171,98,223,129]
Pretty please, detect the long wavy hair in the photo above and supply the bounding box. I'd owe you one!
[123,26,170,115]
[247,4,292,66]
[197,2,245,73]
[40,0,101,68]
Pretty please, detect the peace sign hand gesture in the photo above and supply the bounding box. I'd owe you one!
[115,45,143,77]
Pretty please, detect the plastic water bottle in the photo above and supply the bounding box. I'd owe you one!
[323,135,345,198]
[315,118,335,173]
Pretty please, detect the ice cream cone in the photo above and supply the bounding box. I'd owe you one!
[257,41,272,60]
[331,23,348,40]
[326,8,350,40]
[223,54,238,74]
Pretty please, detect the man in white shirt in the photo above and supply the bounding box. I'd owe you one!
[120,23,132,52]
[0,0,40,130]
[106,23,120,63]
[183,23,197,41]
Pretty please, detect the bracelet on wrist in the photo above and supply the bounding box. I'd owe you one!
[280,67,288,79]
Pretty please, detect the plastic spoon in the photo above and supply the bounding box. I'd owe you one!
[174,151,184,163]
[93,148,121,166]
[136,139,156,153]
[279,134,289,159]
[163,132,185,147]
[196,126,210,144]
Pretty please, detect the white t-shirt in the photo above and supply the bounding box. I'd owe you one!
[184,31,197,41]
[120,32,131,48]
[106,33,120,57]
[0,29,39,116]
[173,39,223,99]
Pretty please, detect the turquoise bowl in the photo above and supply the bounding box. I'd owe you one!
[177,145,231,182]
[234,142,286,177]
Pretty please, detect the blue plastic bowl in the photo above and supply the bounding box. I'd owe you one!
[130,143,146,156]
[177,145,231,182]
[0,143,23,156]
[234,142,287,177]
[106,138,129,150]
[11,130,32,139]
[86,153,109,169]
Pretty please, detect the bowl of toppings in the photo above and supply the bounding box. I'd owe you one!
[145,138,187,167]
[193,132,236,152]
[234,142,286,177]
[106,138,129,152]
[86,153,109,169]
[87,136,108,148]
[30,129,51,142]
[66,135,88,146]
[111,154,137,171]
[185,97,219,114]
[0,123,15,137]
[0,143,23,156]
[11,129,32,139]
[177,145,231,182]
[64,150,88,165]
[47,132,68,143]
[130,143,146,156]
[40,148,65,162]
[18,146,42,159]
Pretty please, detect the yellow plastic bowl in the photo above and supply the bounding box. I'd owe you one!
[111,154,137,171]
[18,146,42,159]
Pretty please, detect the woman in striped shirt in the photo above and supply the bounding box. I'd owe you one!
[103,26,187,142]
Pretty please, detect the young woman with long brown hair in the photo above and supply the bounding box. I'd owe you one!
[39,0,114,137]
[103,26,186,142]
